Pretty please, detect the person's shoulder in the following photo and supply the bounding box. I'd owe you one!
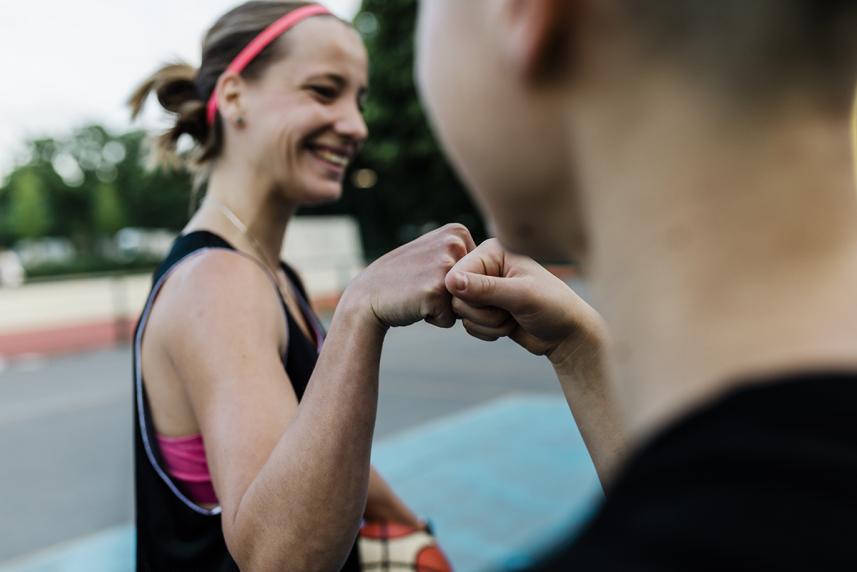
[154,248,287,349]
[173,246,262,284]
[542,372,857,572]
[164,247,267,296]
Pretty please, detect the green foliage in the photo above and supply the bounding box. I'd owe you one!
[0,126,192,251]
[6,169,51,239]
[92,183,126,236]
[23,253,161,281]
[0,0,483,275]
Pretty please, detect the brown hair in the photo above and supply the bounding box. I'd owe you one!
[128,1,340,178]
[621,0,857,111]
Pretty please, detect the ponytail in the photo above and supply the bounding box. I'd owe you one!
[128,62,213,173]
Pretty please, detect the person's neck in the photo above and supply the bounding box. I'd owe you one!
[190,157,295,267]
[574,85,857,444]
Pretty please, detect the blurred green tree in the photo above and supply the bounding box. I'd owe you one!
[0,0,484,270]
[0,126,192,251]
[7,169,52,239]
[92,182,126,236]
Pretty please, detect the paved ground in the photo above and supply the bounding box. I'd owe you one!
[0,396,602,572]
[0,319,567,564]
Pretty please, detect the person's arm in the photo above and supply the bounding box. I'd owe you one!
[546,313,625,485]
[157,225,473,572]
[445,239,625,485]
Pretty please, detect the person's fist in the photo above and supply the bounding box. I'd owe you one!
[445,239,606,365]
[347,224,476,330]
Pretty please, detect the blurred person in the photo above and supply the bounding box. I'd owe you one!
[129,2,463,570]
[418,0,857,569]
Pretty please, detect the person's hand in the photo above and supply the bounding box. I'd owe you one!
[343,224,476,331]
[444,238,606,367]
[446,239,624,483]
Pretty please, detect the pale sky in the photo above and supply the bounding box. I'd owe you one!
[0,0,361,178]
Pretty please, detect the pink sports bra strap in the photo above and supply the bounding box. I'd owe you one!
[156,433,218,505]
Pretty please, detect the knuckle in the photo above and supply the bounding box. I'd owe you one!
[445,222,468,235]
[499,321,517,336]
[487,311,508,328]
[423,283,441,302]
[426,282,451,306]
[442,235,466,257]
[442,234,457,246]
[419,284,436,304]
[439,255,457,270]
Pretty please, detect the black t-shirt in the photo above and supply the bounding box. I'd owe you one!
[528,372,857,571]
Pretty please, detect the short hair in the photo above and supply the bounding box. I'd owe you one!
[622,1,857,110]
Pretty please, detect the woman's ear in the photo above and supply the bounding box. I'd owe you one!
[216,71,246,126]
[503,0,576,82]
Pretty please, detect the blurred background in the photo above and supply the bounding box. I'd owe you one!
[0,1,597,570]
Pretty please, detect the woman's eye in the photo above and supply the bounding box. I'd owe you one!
[311,86,337,99]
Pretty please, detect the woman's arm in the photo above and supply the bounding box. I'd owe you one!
[155,225,473,572]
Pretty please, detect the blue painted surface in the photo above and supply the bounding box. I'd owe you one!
[371,395,602,572]
[0,526,133,572]
[0,395,601,572]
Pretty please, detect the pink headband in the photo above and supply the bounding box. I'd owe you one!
[205,4,332,125]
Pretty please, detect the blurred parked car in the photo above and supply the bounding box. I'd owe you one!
[13,237,76,268]
[0,250,25,287]
[115,228,176,260]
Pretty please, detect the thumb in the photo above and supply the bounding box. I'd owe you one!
[445,270,522,312]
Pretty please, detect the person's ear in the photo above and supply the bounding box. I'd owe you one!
[503,0,575,82]
[216,72,247,127]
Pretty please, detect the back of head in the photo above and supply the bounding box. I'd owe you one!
[416,0,857,260]
[620,0,857,112]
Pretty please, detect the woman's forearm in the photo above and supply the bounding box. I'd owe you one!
[227,295,387,572]
[223,224,473,571]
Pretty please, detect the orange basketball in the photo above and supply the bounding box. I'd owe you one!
[359,520,453,571]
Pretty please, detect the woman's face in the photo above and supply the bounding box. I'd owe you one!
[233,17,369,206]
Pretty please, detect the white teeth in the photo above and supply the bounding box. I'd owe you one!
[315,149,348,167]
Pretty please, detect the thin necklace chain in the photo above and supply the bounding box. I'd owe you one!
[207,196,322,347]
[208,196,292,303]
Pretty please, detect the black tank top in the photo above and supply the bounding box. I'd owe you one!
[133,230,361,571]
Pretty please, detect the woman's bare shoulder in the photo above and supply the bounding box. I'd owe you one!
[146,248,288,359]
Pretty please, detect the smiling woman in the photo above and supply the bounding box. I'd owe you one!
[126,2,458,571]
[129,1,367,193]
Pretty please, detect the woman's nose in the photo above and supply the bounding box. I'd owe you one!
[335,103,369,143]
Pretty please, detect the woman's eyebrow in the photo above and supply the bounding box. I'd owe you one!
[305,72,346,87]
[306,72,368,93]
